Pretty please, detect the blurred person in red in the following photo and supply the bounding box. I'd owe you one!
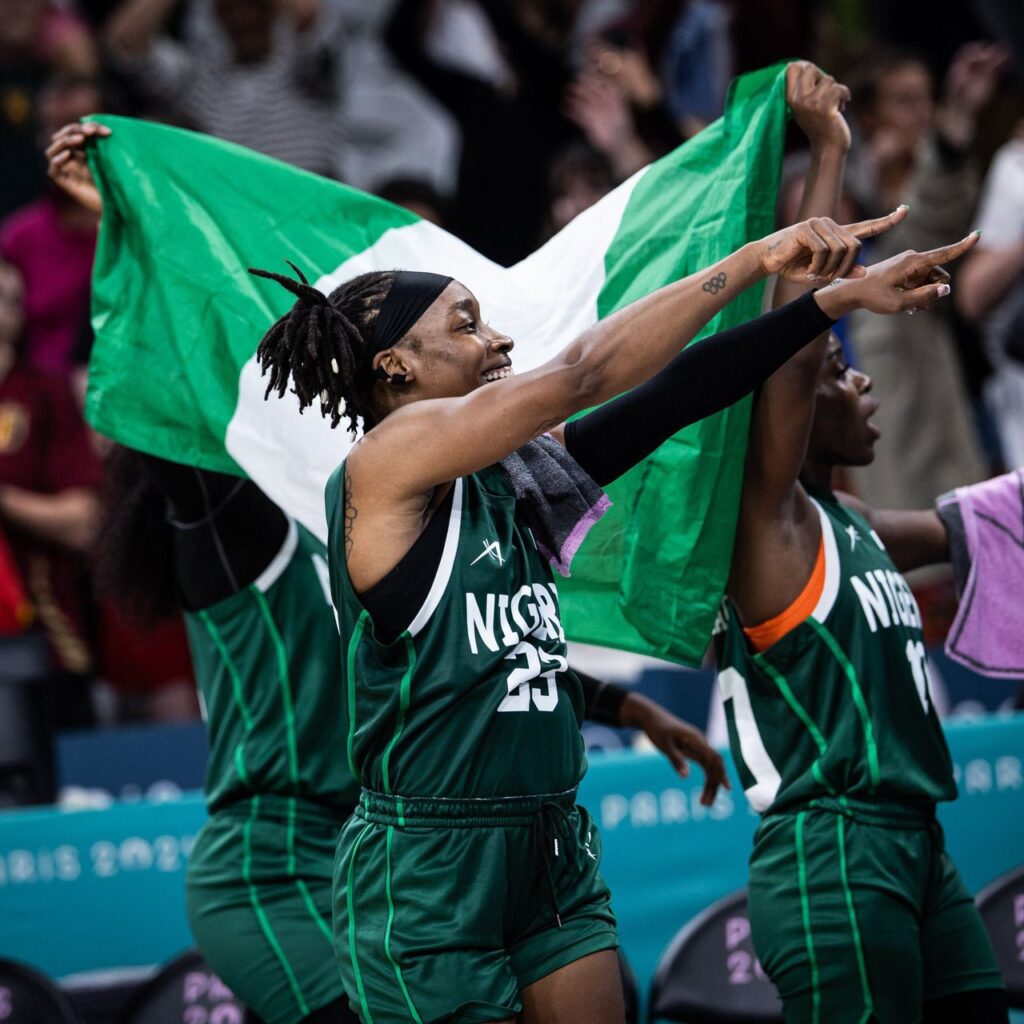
[103,0,343,176]
[0,261,101,728]
[93,599,198,723]
[0,72,101,379]
[837,43,1008,515]
[0,0,99,219]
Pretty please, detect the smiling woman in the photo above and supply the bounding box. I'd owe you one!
[250,205,971,1024]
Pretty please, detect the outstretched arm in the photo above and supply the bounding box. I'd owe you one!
[353,211,901,505]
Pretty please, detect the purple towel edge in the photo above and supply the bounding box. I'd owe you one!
[541,495,613,577]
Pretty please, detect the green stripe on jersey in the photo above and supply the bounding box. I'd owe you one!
[346,823,376,1024]
[794,812,821,1024]
[384,826,423,1023]
[243,796,309,1018]
[836,816,874,1022]
[251,588,300,788]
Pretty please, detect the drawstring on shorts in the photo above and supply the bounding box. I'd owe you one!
[531,801,578,928]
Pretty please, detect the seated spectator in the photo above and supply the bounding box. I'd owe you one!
[0,72,102,379]
[957,120,1024,469]
[839,43,1007,511]
[103,0,344,176]
[0,261,102,729]
[0,0,99,219]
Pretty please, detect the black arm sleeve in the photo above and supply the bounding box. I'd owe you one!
[563,291,835,486]
[141,455,289,611]
[575,668,629,727]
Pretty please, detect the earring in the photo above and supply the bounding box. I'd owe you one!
[374,366,408,386]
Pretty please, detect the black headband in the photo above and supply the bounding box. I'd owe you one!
[371,271,453,356]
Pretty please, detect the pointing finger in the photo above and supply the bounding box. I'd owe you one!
[922,231,982,267]
[848,204,910,240]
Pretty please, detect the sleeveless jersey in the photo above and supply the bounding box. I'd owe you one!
[184,520,358,815]
[325,463,586,800]
[714,490,956,815]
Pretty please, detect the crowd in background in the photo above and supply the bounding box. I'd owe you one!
[1,0,1022,735]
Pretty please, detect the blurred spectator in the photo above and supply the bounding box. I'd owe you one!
[730,0,818,79]
[0,73,101,379]
[386,0,582,265]
[545,141,615,235]
[957,120,1024,469]
[375,175,449,225]
[841,43,1007,511]
[0,262,101,728]
[592,0,730,138]
[326,1,458,194]
[94,602,198,722]
[0,0,99,219]
[104,0,344,175]
[564,52,662,180]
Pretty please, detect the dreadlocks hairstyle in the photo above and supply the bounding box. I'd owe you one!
[249,263,396,436]
[94,446,180,626]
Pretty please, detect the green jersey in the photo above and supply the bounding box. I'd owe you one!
[325,464,586,800]
[184,520,358,815]
[715,490,956,815]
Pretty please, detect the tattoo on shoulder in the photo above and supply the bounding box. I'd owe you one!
[702,271,728,295]
[343,469,357,561]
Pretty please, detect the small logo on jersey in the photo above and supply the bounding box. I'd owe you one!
[471,539,504,567]
[845,524,861,551]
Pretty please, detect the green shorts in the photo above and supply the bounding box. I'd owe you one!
[333,788,618,1024]
[186,795,350,1024]
[747,798,1004,1024]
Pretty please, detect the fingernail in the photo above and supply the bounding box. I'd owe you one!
[938,284,951,297]
[974,229,982,238]
[897,204,910,212]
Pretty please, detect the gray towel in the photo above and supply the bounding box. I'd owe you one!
[500,435,611,577]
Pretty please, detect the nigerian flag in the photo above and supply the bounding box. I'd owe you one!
[85,63,788,666]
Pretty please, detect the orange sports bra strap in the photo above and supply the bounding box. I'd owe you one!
[743,536,826,653]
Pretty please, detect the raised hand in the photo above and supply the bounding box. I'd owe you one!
[829,232,982,316]
[786,60,851,153]
[759,206,909,283]
[937,42,1011,148]
[45,121,110,215]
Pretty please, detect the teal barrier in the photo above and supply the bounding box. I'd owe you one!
[1,714,1022,1010]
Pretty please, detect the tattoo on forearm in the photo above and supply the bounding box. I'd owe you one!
[343,470,357,561]
[702,272,728,295]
